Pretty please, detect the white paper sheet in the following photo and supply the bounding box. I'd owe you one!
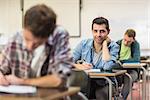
[84,69,101,73]
[0,85,37,94]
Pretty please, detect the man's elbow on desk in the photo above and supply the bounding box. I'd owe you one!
[22,74,62,88]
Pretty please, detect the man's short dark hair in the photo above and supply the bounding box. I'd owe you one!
[92,17,109,31]
[24,4,56,38]
[125,29,136,39]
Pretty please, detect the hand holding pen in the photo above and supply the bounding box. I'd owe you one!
[0,71,10,86]
[75,59,92,70]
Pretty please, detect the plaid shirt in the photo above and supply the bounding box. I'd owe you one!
[0,26,73,80]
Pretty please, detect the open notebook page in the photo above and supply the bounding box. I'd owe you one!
[0,85,37,94]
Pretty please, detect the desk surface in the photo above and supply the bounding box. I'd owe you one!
[88,70,127,77]
[141,59,150,63]
[122,63,146,68]
[0,87,80,100]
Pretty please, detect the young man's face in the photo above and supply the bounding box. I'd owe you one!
[92,23,109,45]
[123,34,134,46]
[23,29,48,51]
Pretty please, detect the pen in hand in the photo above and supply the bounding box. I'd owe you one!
[76,59,93,70]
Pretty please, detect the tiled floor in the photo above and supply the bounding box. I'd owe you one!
[127,81,150,100]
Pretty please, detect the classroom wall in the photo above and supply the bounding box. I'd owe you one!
[0,0,149,56]
[70,0,150,49]
[70,0,150,56]
[0,0,22,35]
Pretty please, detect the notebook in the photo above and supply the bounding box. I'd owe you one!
[0,85,37,94]
[84,69,101,73]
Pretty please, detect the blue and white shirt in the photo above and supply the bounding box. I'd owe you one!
[73,39,119,70]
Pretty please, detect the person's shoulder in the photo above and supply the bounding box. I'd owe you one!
[134,40,139,44]
[116,39,122,44]
[80,39,93,46]
[48,26,69,45]
[8,31,23,44]
[53,25,69,36]
[110,40,118,45]
[132,40,140,47]
[1,31,24,52]
[109,41,119,48]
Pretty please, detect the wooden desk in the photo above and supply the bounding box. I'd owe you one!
[141,59,150,64]
[122,63,147,100]
[89,70,127,77]
[0,87,80,100]
[122,63,146,68]
[88,70,127,100]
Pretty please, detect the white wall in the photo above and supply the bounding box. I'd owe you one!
[148,0,150,50]
[70,0,150,51]
[0,0,22,35]
[24,0,80,37]
[0,0,149,55]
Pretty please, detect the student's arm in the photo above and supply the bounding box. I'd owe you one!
[102,42,120,70]
[102,38,111,61]
[0,54,62,87]
[0,71,10,85]
[5,74,62,88]
[72,40,93,70]
[0,52,11,75]
[121,41,140,63]
[72,41,83,63]
[73,63,92,70]
[46,27,72,87]
[0,53,11,85]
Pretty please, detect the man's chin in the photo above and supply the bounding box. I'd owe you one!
[96,41,103,45]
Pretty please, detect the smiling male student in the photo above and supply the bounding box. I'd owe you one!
[73,17,119,100]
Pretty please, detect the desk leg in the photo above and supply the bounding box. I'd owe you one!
[77,92,88,100]
[101,76,112,100]
[66,92,88,100]
[90,76,112,100]
[147,64,150,100]
[141,66,147,100]
[125,73,132,100]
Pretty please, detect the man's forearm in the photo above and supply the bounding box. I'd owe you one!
[102,41,111,61]
[22,74,62,88]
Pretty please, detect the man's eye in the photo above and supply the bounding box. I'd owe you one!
[94,30,98,32]
[100,30,106,33]
[93,30,106,33]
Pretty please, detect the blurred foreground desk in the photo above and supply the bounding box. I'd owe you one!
[0,87,80,100]
[88,70,127,100]
[122,63,147,100]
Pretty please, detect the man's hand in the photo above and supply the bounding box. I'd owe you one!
[5,75,24,85]
[0,72,10,86]
[74,63,92,70]
[103,36,111,46]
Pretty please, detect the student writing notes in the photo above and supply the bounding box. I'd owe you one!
[0,4,72,88]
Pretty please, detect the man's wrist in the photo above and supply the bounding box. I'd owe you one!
[21,78,29,85]
[102,41,107,47]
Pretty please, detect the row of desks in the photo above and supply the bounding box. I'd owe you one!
[87,62,149,100]
[0,60,149,100]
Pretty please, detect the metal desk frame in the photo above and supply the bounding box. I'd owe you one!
[122,63,147,100]
[88,70,129,100]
